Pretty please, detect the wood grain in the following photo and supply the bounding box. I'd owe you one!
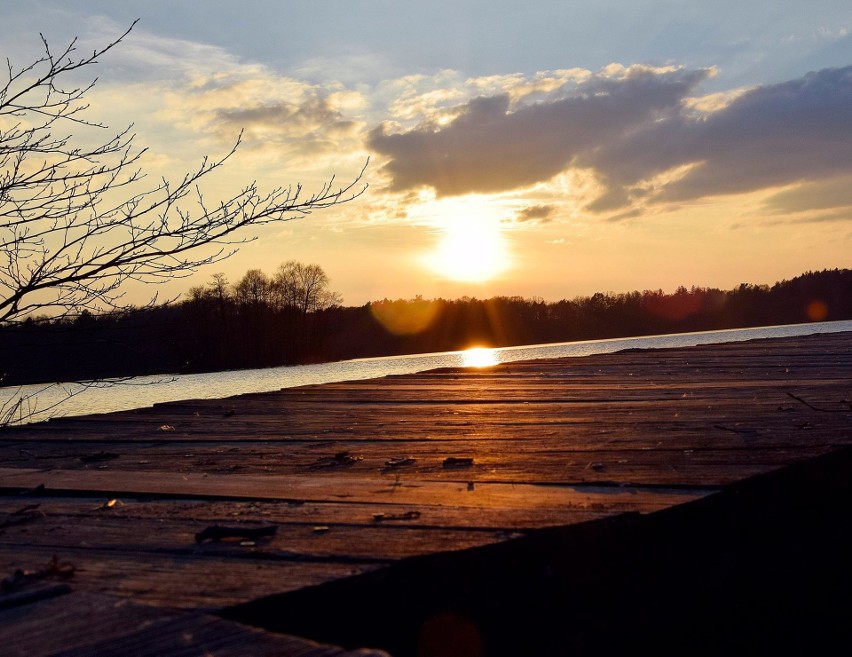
[1,330,849,655]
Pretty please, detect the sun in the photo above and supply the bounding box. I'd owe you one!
[424,215,510,283]
[409,195,513,283]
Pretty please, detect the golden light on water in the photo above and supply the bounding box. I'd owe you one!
[461,347,499,368]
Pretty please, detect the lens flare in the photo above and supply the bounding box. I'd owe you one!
[370,298,440,335]
[806,300,828,322]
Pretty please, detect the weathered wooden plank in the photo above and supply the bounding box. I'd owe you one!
[7,401,848,452]
[0,514,521,561]
[0,591,388,657]
[31,383,847,418]
[0,591,181,657]
[0,441,836,486]
[0,495,620,531]
[0,467,710,508]
[0,543,380,609]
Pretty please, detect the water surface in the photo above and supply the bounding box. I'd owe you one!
[3,320,849,424]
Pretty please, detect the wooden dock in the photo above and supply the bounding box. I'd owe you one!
[1,331,850,655]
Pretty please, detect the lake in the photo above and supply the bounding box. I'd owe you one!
[3,319,850,424]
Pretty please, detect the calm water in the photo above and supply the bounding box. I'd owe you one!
[3,320,850,424]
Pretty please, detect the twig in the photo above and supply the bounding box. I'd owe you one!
[372,511,421,522]
[786,392,850,413]
[310,451,363,469]
[77,451,119,463]
[13,503,41,514]
[195,524,277,543]
[1,556,74,591]
[713,424,756,435]
[443,457,474,468]
[17,484,45,496]
[0,511,42,530]
[384,457,416,468]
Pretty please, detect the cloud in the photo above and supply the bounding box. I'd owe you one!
[590,65,852,207]
[81,24,366,150]
[65,26,373,201]
[604,207,644,223]
[759,175,852,224]
[143,64,369,170]
[369,65,710,196]
[516,204,556,223]
[788,210,852,223]
[288,52,397,85]
[815,25,851,41]
[373,68,592,131]
[763,175,852,214]
[84,20,260,85]
[39,18,852,224]
[213,97,360,145]
[683,87,751,112]
[367,63,852,217]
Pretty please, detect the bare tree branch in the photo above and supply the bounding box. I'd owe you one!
[0,22,367,324]
[0,376,175,426]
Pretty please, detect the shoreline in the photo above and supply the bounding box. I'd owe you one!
[4,319,851,425]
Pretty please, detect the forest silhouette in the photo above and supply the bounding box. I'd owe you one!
[1,268,849,386]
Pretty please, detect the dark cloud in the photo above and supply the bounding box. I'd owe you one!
[605,207,644,222]
[787,210,852,223]
[763,175,852,214]
[516,204,556,222]
[369,65,852,216]
[368,67,710,196]
[585,187,631,213]
[215,97,357,138]
[589,66,852,207]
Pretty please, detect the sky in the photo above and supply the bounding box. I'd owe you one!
[3,1,851,305]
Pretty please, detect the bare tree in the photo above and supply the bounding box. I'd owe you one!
[0,21,366,325]
[208,272,231,306]
[233,269,273,308]
[188,272,227,302]
[273,260,341,315]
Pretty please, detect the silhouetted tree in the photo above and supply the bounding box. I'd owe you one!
[234,270,273,308]
[273,261,342,316]
[0,22,366,325]
[188,273,231,306]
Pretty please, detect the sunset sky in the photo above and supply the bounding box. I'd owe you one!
[4,1,851,305]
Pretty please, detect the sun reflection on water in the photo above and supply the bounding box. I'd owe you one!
[461,347,499,368]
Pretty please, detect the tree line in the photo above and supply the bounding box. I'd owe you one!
[188,262,342,316]
[1,267,849,386]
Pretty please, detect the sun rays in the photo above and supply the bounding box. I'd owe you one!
[416,197,512,283]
